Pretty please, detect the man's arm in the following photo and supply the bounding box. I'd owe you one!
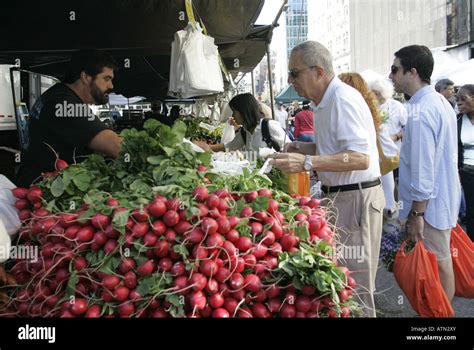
[269,151,369,173]
[88,129,123,158]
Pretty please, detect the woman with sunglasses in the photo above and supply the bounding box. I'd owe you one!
[194,93,287,153]
[457,84,474,240]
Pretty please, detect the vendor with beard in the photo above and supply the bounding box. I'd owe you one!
[16,49,123,187]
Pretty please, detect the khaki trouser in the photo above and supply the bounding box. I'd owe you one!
[325,185,385,318]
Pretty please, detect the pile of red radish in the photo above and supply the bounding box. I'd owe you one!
[5,185,357,318]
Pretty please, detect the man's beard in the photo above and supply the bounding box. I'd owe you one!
[90,81,110,105]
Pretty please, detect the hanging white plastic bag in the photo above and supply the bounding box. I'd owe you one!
[0,219,11,263]
[221,122,236,144]
[0,175,21,236]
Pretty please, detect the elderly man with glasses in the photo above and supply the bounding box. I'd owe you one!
[269,41,384,318]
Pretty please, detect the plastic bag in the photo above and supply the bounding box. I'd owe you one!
[0,175,21,236]
[393,241,454,317]
[450,224,474,298]
[0,220,11,263]
[221,122,236,144]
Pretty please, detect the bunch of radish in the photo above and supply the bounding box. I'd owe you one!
[5,184,357,318]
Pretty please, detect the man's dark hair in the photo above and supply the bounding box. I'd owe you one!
[435,79,454,93]
[394,45,434,85]
[64,49,118,84]
[460,84,474,95]
[229,93,262,132]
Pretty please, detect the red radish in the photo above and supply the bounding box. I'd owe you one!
[104,225,119,238]
[163,210,179,227]
[267,298,282,313]
[91,231,107,246]
[102,275,121,290]
[200,260,218,277]
[151,220,166,236]
[118,302,135,317]
[76,227,94,242]
[301,285,316,296]
[132,208,150,222]
[114,286,130,302]
[153,240,169,258]
[262,256,278,269]
[197,165,207,172]
[205,233,224,248]
[201,217,218,235]
[217,199,229,212]
[91,213,110,229]
[206,278,219,294]
[252,303,271,318]
[223,298,239,314]
[280,234,297,251]
[347,276,357,288]
[274,211,285,224]
[328,309,338,318]
[252,244,268,259]
[341,307,351,318]
[280,304,296,318]
[257,188,272,198]
[132,222,149,237]
[222,240,237,257]
[119,258,136,274]
[190,291,207,310]
[107,198,119,206]
[250,222,263,235]
[149,199,167,217]
[338,289,350,302]
[295,213,308,222]
[308,198,321,208]
[143,232,157,246]
[192,186,209,202]
[215,267,231,283]
[137,260,155,276]
[18,209,31,221]
[254,211,268,222]
[216,217,231,234]
[70,298,88,315]
[193,246,208,260]
[55,159,68,171]
[295,296,312,313]
[235,236,252,252]
[14,199,29,210]
[174,221,192,235]
[244,274,262,293]
[236,307,253,318]
[240,207,253,218]
[299,196,311,207]
[104,239,118,254]
[206,194,220,209]
[124,272,137,289]
[212,308,230,318]
[173,276,189,292]
[229,273,244,290]
[12,187,28,199]
[170,261,186,277]
[190,273,208,291]
[27,186,43,203]
[338,266,351,277]
[158,257,173,272]
[74,256,88,270]
[244,191,258,202]
[225,229,239,242]
[261,231,276,245]
[269,242,282,257]
[267,199,280,214]
[243,254,257,268]
[209,293,225,309]
[85,305,102,318]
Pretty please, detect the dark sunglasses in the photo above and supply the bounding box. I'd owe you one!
[288,66,317,79]
[391,65,403,75]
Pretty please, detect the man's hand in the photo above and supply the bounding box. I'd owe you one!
[268,153,306,173]
[406,216,424,242]
[192,140,212,153]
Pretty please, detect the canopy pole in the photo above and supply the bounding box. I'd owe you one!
[266,42,275,120]
[251,71,255,96]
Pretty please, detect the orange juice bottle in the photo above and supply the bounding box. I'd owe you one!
[288,172,310,196]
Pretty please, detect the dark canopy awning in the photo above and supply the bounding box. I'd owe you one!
[0,0,272,99]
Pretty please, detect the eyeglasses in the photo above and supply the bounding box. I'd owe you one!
[288,66,317,79]
[391,65,403,75]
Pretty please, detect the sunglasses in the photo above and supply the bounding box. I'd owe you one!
[391,65,404,75]
[288,66,317,79]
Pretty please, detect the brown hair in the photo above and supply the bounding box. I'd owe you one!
[338,72,382,133]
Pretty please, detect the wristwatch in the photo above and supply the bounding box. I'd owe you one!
[410,209,424,217]
[303,155,313,171]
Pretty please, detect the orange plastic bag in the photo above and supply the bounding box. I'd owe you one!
[450,224,474,298]
[393,241,454,317]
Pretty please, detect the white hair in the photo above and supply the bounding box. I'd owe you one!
[291,41,334,75]
[368,78,394,101]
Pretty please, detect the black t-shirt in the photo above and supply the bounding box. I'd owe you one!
[16,83,107,187]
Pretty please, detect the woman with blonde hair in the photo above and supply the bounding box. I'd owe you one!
[339,72,399,218]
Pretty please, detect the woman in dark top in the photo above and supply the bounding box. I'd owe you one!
[457,84,474,240]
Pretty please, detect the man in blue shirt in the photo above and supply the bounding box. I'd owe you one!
[390,45,461,302]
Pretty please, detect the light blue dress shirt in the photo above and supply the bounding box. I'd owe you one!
[399,85,461,230]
